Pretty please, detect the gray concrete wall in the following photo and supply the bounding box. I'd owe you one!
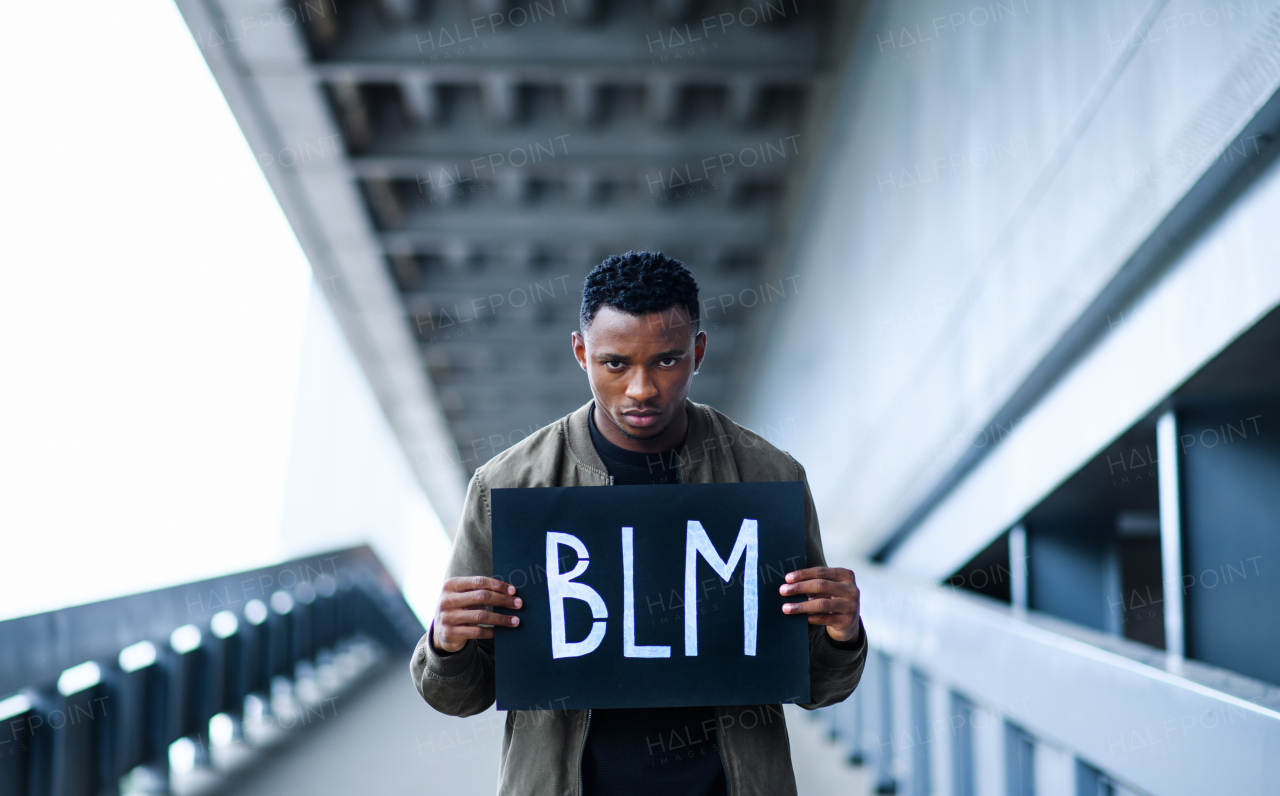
[741,0,1280,563]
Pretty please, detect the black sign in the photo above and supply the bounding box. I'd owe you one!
[491,482,810,710]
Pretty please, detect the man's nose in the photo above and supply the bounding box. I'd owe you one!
[625,368,659,402]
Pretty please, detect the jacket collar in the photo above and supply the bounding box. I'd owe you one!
[565,398,730,483]
[565,400,608,477]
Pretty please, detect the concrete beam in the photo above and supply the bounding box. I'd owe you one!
[176,0,469,531]
[309,62,813,86]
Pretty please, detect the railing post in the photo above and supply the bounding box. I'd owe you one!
[0,693,38,795]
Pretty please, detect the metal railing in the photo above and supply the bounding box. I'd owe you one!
[0,546,424,796]
[814,564,1280,796]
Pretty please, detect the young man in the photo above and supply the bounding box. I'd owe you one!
[412,251,866,796]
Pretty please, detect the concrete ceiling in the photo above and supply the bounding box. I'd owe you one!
[176,0,841,529]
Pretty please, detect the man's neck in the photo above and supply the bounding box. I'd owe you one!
[592,402,688,454]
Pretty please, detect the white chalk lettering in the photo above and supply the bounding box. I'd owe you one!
[546,532,608,658]
[623,527,671,658]
[684,520,758,656]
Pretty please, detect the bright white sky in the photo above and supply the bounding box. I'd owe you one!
[0,1,442,620]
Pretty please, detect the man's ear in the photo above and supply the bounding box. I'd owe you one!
[571,331,588,372]
[693,330,707,372]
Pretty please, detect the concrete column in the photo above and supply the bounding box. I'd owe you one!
[973,699,1004,796]
[564,77,600,124]
[875,651,897,793]
[646,77,682,126]
[1156,410,1185,658]
[399,75,437,126]
[375,0,418,23]
[1008,524,1027,614]
[482,74,520,126]
[726,79,760,126]
[1178,402,1280,684]
[1032,741,1074,796]
[929,683,954,796]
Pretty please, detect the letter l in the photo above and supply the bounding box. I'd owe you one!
[623,527,671,658]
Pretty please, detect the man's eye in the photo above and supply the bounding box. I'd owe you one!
[604,361,624,370]
[660,358,678,367]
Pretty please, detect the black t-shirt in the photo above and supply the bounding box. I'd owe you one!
[582,408,727,796]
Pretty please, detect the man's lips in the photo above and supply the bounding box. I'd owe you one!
[621,411,661,427]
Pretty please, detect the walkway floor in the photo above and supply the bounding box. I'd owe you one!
[221,663,871,796]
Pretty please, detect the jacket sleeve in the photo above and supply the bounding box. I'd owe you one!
[793,460,868,709]
[410,469,498,718]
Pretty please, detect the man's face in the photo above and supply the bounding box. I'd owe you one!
[572,304,706,442]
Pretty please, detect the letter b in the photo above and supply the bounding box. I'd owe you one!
[546,532,608,658]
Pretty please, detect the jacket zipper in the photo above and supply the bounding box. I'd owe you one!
[693,465,730,794]
[588,464,728,792]
[579,474,608,794]
[716,708,731,795]
[578,474,611,793]
[577,709,592,794]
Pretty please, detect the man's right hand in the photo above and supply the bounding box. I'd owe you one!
[431,576,523,653]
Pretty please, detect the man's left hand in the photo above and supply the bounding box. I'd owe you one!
[780,567,862,644]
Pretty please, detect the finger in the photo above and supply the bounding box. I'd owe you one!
[779,579,856,598]
[438,593,520,614]
[441,626,495,642]
[440,589,523,610]
[459,609,521,628]
[784,567,853,584]
[447,576,517,596]
[802,613,855,627]
[442,609,521,628]
[782,598,857,615]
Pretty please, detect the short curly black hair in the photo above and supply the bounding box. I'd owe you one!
[580,251,700,332]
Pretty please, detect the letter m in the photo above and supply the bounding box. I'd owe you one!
[684,519,758,657]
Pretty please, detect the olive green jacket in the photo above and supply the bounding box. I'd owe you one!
[410,400,867,796]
